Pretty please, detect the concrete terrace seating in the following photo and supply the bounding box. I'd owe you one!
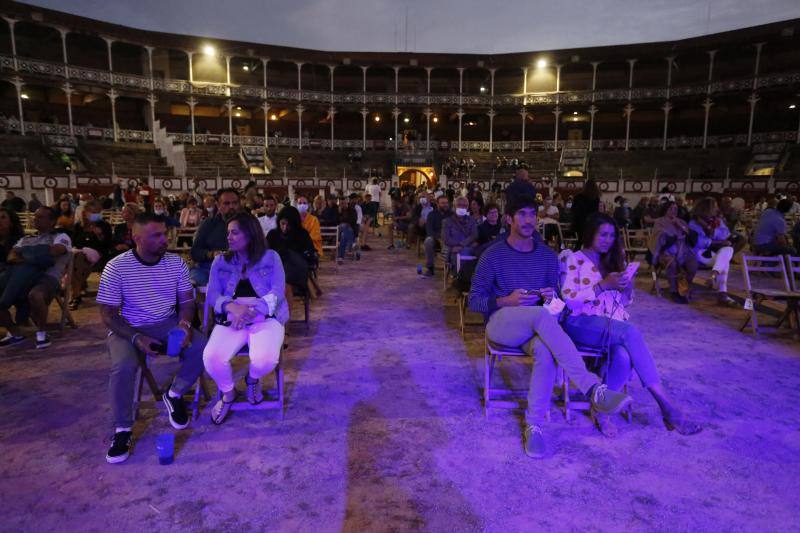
[184,145,249,177]
[435,150,560,180]
[587,148,751,181]
[80,140,173,177]
[0,134,64,174]
[268,148,394,179]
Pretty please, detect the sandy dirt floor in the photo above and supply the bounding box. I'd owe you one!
[0,244,799,531]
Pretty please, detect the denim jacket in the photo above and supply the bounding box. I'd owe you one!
[207,250,289,325]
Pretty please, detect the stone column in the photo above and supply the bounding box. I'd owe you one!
[62,82,74,137]
[457,108,464,152]
[261,102,270,148]
[520,107,528,152]
[624,104,634,151]
[702,98,713,149]
[145,46,155,91]
[487,109,496,153]
[360,107,368,150]
[552,106,562,151]
[225,99,234,147]
[2,17,18,70]
[12,76,24,135]
[296,104,304,150]
[747,93,758,147]
[661,101,672,151]
[147,93,157,137]
[424,108,432,150]
[108,88,119,142]
[103,36,114,72]
[588,105,598,151]
[187,96,197,145]
[392,107,400,151]
[329,106,336,151]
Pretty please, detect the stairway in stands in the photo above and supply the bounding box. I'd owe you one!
[0,134,65,174]
[746,142,786,176]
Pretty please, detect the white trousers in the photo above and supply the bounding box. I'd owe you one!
[697,246,734,292]
[202,319,284,392]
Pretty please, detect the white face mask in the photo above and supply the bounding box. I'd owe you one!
[456,208,468,217]
[207,207,215,213]
[154,209,165,216]
[566,202,573,209]
[419,198,428,206]
[297,203,309,213]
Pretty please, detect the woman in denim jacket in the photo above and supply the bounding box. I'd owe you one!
[203,212,288,424]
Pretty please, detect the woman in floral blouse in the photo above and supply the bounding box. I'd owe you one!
[560,212,701,438]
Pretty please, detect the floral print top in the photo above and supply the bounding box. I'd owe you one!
[559,250,632,322]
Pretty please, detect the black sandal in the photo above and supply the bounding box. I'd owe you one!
[210,391,237,425]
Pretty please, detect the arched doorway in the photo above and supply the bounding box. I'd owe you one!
[398,166,436,188]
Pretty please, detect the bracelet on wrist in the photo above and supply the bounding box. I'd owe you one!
[130,333,141,346]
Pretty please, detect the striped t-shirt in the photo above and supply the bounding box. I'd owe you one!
[468,235,560,320]
[96,250,192,327]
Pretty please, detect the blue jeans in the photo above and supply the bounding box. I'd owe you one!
[338,225,354,259]
[562,314,661,390]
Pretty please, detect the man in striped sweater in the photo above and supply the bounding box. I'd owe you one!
[469,194,632,459]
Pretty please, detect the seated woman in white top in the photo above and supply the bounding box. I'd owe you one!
[203,212,289,425]
[688,197,736,306]
[560,212,701,438]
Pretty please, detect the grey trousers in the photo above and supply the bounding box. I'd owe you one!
[107,315,206,428]
[486,306,600,426]
[424,236,439,269]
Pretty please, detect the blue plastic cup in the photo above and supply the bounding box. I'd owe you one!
[166,327,186,357]
[417,264,423,275]
[155,433,175,465]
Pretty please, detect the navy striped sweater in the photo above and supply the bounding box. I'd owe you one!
[468,234,560,320]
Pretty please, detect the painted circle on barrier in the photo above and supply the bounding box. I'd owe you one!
[701,182,713,192]
[0,176,8,188]
[44,177,58,188]
[632,181,643,192]
[231,179,242,189]
[162,179,173,190]
[599,181,609,191]
[666,182,676,192]
[127,178,138,188]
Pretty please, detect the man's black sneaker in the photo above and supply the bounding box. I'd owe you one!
[423,268,435,277]
[0,334,25,347]
[163,392,190,430]
[35,335,51,349]
[106,431,133,464]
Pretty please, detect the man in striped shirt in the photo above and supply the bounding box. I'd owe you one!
[469,194,632,459]
[97,213,207,464]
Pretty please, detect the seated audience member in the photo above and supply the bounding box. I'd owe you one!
[476,203,503,255]
[752,199,796,256]
[468,194,632,458]
[97,212,206,463]
[203,212,288,424]
[688,198,736,306]
[70,199,113,309]
[630,197,647,229]
[152,198,180,228]
[2,191,25,213]
[202,194,217,219]
[319,197,340,227]
[258,194,279,237]
[190,188,241,285]
[504,168,536,205]
[561,213,701,437]
[648,200,698,304]
[569,178,601,244]
[358,193,375,250]
[412,193,433,243]
[73,193,94,223]
[112,203,140,257]
[470,198,485,225]
[297,195,323,256]
[0,207,72,349]
[338,195,360,262]
[55,198,76,233]
[311,195,326,217]
[422,195,451,277]
[267,206,318,314]
[443,196,478,269]
[388,197,411,250]
[27,193,42,213]
[179,197,203,228]
[613,196,631,229]
[0,207,24,266]
[539,196,560,221]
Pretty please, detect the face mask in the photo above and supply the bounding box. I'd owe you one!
[419,198,428,206]
[88,213,103,222]
[297,203,309,213]
[207,207,215,213]
[566,202,573,209]
[456,208,468,217]
[153,209,165,216]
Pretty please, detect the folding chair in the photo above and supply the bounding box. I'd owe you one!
[131,345,208,421]
[624,228,651,264]
[483,335,532,417]
[198,286,285,419]
[454,254,478,337]
[320,226,339,259]
[558,345,631,423]
[739,255,800,336]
